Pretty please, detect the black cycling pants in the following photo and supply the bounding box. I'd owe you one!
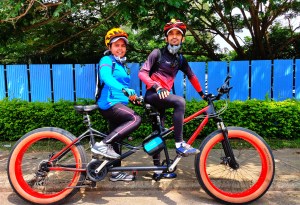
[145,89,185,143]
[99,103,141,166]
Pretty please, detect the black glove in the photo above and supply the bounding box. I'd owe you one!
[157,88,169,99]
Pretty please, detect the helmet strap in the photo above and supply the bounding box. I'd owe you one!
[103,50,111,55]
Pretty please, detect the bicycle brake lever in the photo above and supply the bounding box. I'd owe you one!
[130,96,144,106]
[223,75,232,85]
[217,75,232,94]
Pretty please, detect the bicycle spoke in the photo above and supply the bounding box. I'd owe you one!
[7,128,87,205]
[196,127,275,204]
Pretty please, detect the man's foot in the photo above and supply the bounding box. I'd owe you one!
[152,172,177,181]
[91,142,120,159]
[176,143,200,157]
[109,172,135,182]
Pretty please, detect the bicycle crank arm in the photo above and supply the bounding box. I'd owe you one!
[168,155,182,172]
[95,159,110,173]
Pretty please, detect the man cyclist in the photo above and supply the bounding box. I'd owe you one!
[138,19,206,179]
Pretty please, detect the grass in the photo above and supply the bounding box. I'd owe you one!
[265,138,300,149]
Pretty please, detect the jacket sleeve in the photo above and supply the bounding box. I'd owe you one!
[99,56,124,91]
[138,49,161,90]
[181,57,203,92]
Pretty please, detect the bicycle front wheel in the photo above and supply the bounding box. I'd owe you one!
[195,126,275,204]
[7,127,87,205]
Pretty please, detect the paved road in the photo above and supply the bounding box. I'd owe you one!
[1,148,300,204]
[1,190,300,205]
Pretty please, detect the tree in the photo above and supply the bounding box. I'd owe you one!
[0,0,121,63]
[0,0,299,64]
[188,0,300,60]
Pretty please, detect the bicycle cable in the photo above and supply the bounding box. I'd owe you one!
[195,97,229,119]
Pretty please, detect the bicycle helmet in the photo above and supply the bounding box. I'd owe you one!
[163,19,187,36]
[105,28,129,47]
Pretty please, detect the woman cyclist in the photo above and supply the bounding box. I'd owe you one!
[92,28,141,182]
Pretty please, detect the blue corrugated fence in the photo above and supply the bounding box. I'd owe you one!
[0,59,299,102]
[296,59,300,99]
[251,60,272,100]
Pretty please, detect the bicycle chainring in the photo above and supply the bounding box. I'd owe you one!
[86,160,108,182]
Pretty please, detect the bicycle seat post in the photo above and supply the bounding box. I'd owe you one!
[146,104,164,134]
[155,113,164,133]
[83,112,95,146]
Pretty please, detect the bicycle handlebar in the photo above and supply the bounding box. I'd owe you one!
[122,89,144,105]
[206,75,232,102]
[123,75,232,105]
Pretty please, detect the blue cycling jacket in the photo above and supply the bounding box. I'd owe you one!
[97,55,130,110]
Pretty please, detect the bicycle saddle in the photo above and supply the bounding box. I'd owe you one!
[73,104,99,114]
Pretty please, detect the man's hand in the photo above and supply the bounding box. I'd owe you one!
[157,88,169,99]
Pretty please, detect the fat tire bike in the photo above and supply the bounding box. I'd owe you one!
[7,76,275,204]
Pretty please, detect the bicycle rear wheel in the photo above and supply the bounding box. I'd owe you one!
[195,126,275,204]
[7,127,87,205]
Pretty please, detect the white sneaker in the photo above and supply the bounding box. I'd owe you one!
[91,142,120,159]
[109,172,135,182]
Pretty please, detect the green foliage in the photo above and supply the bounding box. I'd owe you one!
[0,98,108,141]
[1,98,299,143]
[1,0,299,64]
[219,99,300,140]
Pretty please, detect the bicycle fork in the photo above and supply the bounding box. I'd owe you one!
[217,121,239,169]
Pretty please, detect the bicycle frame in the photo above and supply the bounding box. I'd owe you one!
[47,94,239,175]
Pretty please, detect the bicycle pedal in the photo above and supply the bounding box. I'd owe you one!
[90,181,96,188]
[83,179,97,187]
[176,152,189,157]
[92,154,112,160]
[152,173,163,182]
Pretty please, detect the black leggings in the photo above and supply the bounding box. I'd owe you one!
[99,103,142,144]
[99,103,142,167]
[145,89,186,143]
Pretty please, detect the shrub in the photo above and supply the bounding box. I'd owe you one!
[0,98,299,141]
